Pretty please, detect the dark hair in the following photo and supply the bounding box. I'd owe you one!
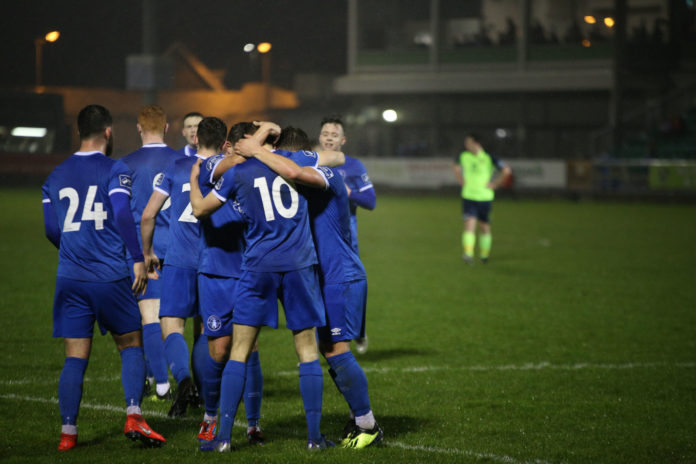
[197,117,227,149]
[227,122,277,146]
[320,114,344,130]
[77,105,112,140]
[465,133,484,145]
[275,126,312,151]
[227,122,257,144]
[183,111,203,121]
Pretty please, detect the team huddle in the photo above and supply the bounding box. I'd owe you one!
[41,104,379,452]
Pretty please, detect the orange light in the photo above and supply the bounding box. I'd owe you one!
[582,39,591,47]
[604,17,615,27]
[584,15,596,24]
[44,30,60,42]
[257,42,272,54]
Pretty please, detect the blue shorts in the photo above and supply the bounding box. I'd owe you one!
[127,258,161,300]
[159,265,198,319]
[53,276,141,338]
[198,273,237,337]
[462,199,492,223]
[317,280,367,343]
[234,266,325,331]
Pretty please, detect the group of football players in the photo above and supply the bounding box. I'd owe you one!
[42,104,380,452]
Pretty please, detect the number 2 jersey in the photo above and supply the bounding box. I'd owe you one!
[212,150,319,273]
[41,151,133,282]
[153,155,202,270]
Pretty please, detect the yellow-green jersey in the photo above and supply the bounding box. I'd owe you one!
[455,150,505,202]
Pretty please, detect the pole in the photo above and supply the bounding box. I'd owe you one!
[35,38,44,88]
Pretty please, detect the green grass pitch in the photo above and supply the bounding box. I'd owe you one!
[0,188,694,463]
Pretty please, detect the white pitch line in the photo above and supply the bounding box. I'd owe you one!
[0,394,246,427]
[388,441,554,464]
[3,361,694,385]
[1,393,553,463]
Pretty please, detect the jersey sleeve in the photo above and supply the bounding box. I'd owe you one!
[290,150,319,168]
[109,160,133,197]
[154,162,174,196]
[352,159,373,193]
[205,154,226,186]
[212,169,235,203]
[489,154,505,171]
[312,166,332,190]
[41,181,61,248]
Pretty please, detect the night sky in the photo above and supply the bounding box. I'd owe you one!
[1,0,347,90]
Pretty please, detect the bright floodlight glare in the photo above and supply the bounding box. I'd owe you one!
[584,15,596,24]
[257,42,272,53]
[582,39,591,47]
[12,127,47,138]
[382,109,398,123]
[243,43,255,53]
[495,128,507,139]
[604,17,615,27]
[45,31,60,42]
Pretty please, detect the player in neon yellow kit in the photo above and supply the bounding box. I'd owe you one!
[453,134,511,264]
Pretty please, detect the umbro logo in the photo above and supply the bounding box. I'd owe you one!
[331,327,342,336]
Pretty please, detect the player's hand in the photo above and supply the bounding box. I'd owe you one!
[345,183,352,196]
[144,252,161,279]
[190,158,201,185]
[131,261,148,297]
[234,134,261,158]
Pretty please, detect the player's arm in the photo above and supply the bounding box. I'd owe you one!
[140,190,169,275]
[453,164,464,187]
[110,191,148,296]
[487,157,512,190]
[189,159,224,218]
[347,185,376,210]
[315,150,345,167]
[42,198,61,249]
[235,136,327,188]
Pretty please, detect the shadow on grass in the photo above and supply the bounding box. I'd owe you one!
[354,347,433,363]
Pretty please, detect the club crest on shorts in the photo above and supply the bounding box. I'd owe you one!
[207,315,222,331]
[331,327,342,336]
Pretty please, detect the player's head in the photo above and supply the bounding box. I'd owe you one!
[77,104,114,156]
[275,126,312,151]
[196,117,227,151]
[464,133,483,153]
[319,114,346,151]
[137,105,168,136]
[182,111,203,147]
[226,122,277,149]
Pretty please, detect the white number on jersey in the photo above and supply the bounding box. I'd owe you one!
[178,183,197,223]
[253,176,299,221]
[58,185,107,232]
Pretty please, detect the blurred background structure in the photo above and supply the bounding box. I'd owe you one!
[1,0,695,194]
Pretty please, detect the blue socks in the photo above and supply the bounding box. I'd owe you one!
[191,334,208,397]
[327,351,371,416]
[142,322,169,385]
[164,332,190,384]
[120,346,145,407]
[217,361,246,441]
[203,356,226,416]
[58,357,88,425]
[299,360,323,442]
[244,351,263,426]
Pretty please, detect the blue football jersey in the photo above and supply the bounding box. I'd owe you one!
[335,155,373,252]
[213,153,318,272]
[198,154,245,277]
[301,166,366,284]
[119,143,183,259]
[175,145,196,157]
[41,151,132,282]
[153,155,202,269]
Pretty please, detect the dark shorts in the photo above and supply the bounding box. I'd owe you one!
[462,199,492,223]
[159,265,198,319]
[234,266,325,331]
[52,276,141,338]
[198,273,237,337]
[317,280,367,343]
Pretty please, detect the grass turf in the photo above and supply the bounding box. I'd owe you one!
[0,188,694,463]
